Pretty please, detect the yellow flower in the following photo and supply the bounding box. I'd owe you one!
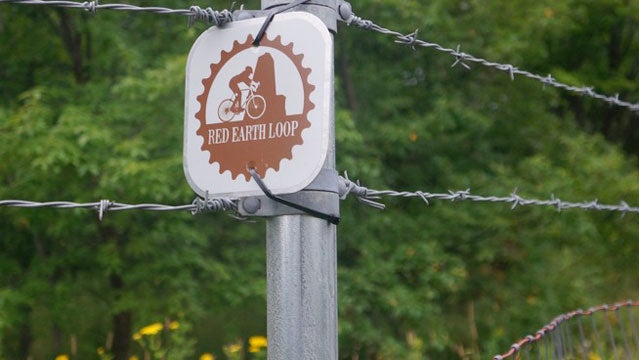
[139,322,163,336]
[97,347,105,355]
[249,346,262,353]
[199,353,216,360]
[132,332,142,340]
[543,7,554,19]
[588,353,602,360]
[55,355,69,360]
[168,321,180,330]
[227,343,242,353]
[129,356,140,360]
[248,335,268,348]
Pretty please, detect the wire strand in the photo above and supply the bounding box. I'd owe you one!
[340,10,639,113]
[2,175,638,219]
[0,0,234,26]
[0,198,238,219]
[338,175,639,215]
[6,1,637,110]
[494,300,639,360]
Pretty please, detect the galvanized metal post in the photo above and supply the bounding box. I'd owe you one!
[260,1,338,359]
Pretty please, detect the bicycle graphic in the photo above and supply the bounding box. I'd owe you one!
[217,82,267,122]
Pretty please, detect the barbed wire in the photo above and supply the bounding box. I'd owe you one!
[494,300,639,360]
[0,173,639,219]
[338,6,639,113]
[339,174,639,215]
[6,1,637,111]
[0,197,237,220]
[0,0,234,26]
[2,176,638,219]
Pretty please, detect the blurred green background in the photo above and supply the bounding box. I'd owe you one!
[1,0,639,359]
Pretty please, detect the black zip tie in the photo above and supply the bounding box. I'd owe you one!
[253,0,310,46]
[249,168,340,225]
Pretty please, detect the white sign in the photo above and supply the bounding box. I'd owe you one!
[184,12,332,198]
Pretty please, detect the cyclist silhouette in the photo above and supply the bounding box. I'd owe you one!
[229,66,254,112]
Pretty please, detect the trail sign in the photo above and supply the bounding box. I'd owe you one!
[184,12,332,198]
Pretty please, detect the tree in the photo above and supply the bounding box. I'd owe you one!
[1,1,639,359]
[0,2,266,359]
[335,0,639,358]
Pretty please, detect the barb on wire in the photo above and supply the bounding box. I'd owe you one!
[3,174,639,218]
[338,172,386,210]
[0,197,237,220]
[338,174,639,215]
[338,6,639,113]
[493,300,639,360]
[0,0,234,26]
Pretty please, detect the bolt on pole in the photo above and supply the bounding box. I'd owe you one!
[260,1,339,359]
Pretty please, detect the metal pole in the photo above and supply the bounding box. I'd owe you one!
[261,1,338,359]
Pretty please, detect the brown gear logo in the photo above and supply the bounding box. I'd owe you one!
[194,33,315,182]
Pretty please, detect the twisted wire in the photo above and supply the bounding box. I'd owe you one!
[341,12,639,112]
[0,0,234,26]
[339,176,639,215]
[0,197,237,218]
[2,176,638,218]
[493,300,639,360]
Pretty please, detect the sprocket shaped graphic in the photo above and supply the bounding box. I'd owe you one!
[195,33,315,181]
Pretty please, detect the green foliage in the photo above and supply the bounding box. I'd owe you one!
[335,0,639,358]
[1,0,639,359]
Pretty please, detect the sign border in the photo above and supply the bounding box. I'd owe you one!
[183,12,332,198]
